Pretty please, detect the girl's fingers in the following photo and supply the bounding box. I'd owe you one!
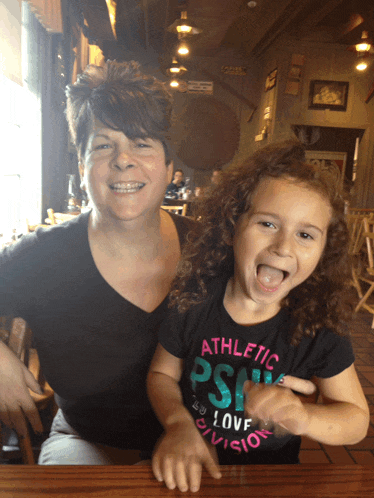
[188,461,203,493]
[151,456,163,482]
[204,456,222,480]
[279,376,316,396]
[175,460,189,492]
[162,458,177,490]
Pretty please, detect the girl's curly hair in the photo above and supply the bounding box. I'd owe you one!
[170,140,354,346]
[65,60,173,163]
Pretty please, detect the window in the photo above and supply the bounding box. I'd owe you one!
[0,2,42,241]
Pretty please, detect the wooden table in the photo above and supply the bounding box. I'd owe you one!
[0,465,373,497]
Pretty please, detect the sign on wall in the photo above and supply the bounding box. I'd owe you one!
[221,65,247,76]
[187,81,214,94]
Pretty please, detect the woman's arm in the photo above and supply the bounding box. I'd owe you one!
[147,343,221,493]
[244,364,369,445]
[0,341,43,436]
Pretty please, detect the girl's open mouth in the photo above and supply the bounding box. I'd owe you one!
[256,264,289,292]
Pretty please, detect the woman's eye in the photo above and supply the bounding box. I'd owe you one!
[94,143,111,151]
[135,141,151,149]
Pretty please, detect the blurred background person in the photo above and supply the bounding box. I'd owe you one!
[165,169,185,199]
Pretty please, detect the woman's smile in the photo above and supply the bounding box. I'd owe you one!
[109,181,146,194]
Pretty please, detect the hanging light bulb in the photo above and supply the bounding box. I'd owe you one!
[170,79,180,88]
[167,11,202,35]
[355,31,371,54]
[167,57,187,75]
[177,42,189,56]
[356,57,368,71]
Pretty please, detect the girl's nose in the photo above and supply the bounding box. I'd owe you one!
[270,233,293,257]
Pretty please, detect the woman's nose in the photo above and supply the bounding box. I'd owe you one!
[111,149,136,171]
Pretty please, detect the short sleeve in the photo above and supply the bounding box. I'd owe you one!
[311,331,355,379]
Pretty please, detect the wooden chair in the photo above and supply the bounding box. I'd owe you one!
[161,204,188,216]
[0,317,56,464]
[347,214,373,299]
[46,209,79,225]
[353,218,374,328]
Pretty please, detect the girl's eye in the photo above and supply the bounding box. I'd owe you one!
[259,221,275,229]
[299,232,313,240]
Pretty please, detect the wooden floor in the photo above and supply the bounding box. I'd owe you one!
[300,309,374,464]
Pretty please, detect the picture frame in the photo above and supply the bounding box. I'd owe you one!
[305,150,347,186]
[308,80,349,111]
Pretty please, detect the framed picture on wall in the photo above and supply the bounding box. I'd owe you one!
[305,150,347,186]
[308,80,349,111]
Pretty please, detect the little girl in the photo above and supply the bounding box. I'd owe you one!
[147,140,369,492]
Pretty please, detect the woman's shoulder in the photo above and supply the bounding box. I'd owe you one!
[1,212,90,266]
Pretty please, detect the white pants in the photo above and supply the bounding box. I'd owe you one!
[38,409,144,465]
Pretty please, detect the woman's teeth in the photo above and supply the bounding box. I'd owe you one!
[110,182,145,193]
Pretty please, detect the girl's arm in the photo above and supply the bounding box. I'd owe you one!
[147,343,221,493]
[244,364,369,445]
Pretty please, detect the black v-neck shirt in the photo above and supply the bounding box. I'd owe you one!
[0,211,195,450]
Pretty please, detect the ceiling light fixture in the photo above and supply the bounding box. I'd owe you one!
[177,42,189,55]
[356,57,368,71]
[355,31,371,54]
[167,11,202,36]
[167,57,187,75]
[348,31,373,72]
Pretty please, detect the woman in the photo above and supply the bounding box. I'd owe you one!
[0,61,194,464]
[0,61,315,465]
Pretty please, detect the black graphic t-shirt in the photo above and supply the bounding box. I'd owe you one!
[159,278,354,464]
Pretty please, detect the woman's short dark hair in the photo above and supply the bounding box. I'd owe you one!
[65,60,173,163]
[170,140,354,345]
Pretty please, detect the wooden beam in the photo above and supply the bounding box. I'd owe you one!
[297,0,347,36]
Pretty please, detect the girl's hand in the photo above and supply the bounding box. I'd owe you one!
[0,341,43,437]
[243,380,311,436]
[152,420,221,493]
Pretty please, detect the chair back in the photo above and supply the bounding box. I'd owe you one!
[363,217,374,273]
[47,208,56,225]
